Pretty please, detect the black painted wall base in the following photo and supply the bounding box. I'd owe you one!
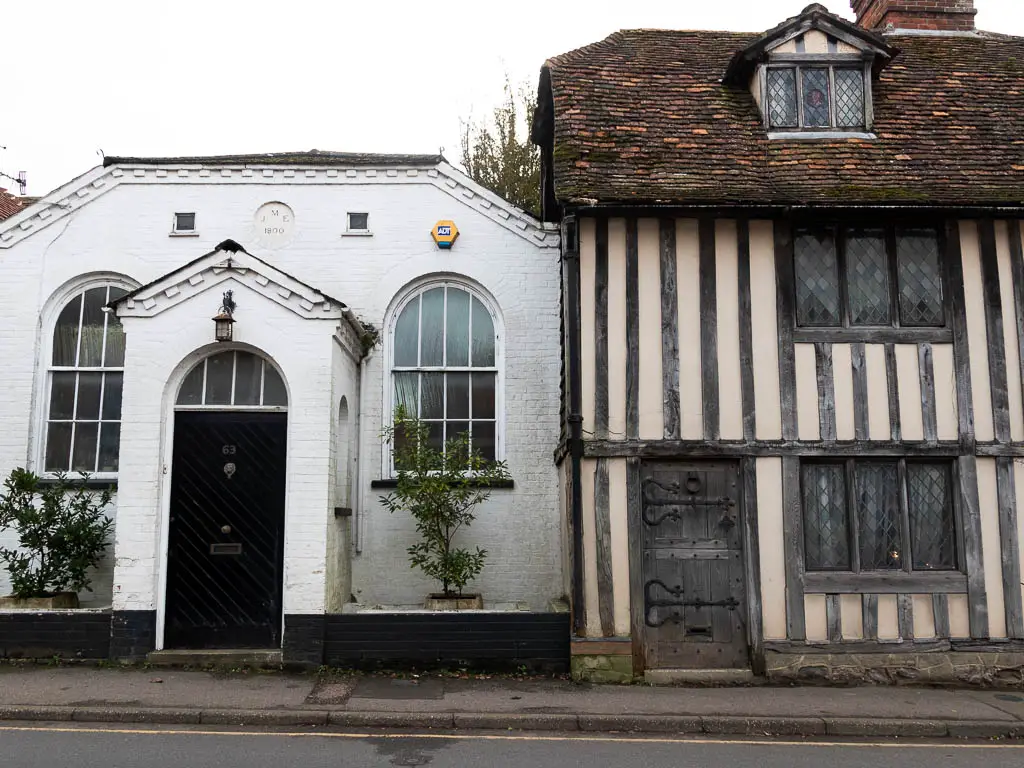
[110,610,157,661]
[283,614,326,666]
[322,612,570,672]
[0,612,111,660]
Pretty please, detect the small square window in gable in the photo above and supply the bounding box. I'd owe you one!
[171,212,197,236]
[345,212,371,235]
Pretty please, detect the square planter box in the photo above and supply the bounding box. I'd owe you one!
[424,594,484,611]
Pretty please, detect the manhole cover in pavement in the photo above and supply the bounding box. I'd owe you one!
[996,694,1024,702]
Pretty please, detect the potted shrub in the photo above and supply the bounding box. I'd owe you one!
[0,469,114,609]
[381,407,510,610]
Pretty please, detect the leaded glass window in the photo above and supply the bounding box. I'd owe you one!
[802,459,958,573]
[802,463,850,570]
[765,65,867,131]
[793,224,945,329]
[46,285,129,474]
[896,230,944,326]
[767,68,798,128]
[801,68,831,128]
[391,282,499,465]
[794,230,840,326]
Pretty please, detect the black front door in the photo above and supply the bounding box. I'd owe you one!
[165,411,287,649]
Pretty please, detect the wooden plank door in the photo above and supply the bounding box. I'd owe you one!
[640,461,749,669]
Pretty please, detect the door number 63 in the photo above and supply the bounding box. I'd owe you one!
[222,445,237,455]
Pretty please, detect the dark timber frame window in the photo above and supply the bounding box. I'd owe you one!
[766,63,869,131]
[801,459,960,574]
[793,224,945,330]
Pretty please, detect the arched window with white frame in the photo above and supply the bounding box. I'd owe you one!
[45,283,130,474]
[389,280,500,465]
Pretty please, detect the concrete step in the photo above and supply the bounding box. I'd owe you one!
[644,668,755,684]
[147,649,283,667]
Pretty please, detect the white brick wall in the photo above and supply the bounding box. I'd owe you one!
[0,163,563,622]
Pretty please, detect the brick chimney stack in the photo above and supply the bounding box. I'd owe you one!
[850,0,977,32]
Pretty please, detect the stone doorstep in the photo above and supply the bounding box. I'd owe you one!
[146,649,283,666]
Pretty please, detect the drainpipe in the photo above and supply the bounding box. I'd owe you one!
[562,214,586,637]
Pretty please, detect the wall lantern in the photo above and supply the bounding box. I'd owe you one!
[213,290,236,342]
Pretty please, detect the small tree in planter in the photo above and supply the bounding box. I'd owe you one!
[0,469,114,607]
[380,407,510,608]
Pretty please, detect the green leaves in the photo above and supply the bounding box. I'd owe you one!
[460,77,541,215]
[0,469,114,599]
[381,407,509,597]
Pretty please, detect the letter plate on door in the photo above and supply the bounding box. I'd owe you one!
[210,543,243,555]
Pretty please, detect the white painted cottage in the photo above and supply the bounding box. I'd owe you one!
[0,152,566,663]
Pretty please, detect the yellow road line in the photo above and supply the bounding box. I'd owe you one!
[0,724,1020,749]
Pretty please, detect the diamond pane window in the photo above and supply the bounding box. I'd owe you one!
[835,69,865,128]
[46,284,129,474]
[802,463,850,570]
[801,68,831,128]
[767,68,798,128]
[765,65,867,131]
[846,230,890,325]
[896,230,944,326]
[794,230,840,326]
[908,464,957,570]
[391,282,500,465]
[855,463,902,570]
[801,459,959,576]
[793,225,944,329]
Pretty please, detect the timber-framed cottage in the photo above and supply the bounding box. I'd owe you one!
[534,0,1024,682]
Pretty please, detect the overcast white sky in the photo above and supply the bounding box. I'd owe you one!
[4,0,1023,196]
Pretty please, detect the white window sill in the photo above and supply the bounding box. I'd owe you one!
[342,231,374,237]
[36,474,118,489]
[768,131,877,141]
[169,231,200,237]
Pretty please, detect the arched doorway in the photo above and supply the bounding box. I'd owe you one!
[165,349,288,649]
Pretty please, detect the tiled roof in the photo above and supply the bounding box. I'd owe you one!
[0,189,27,221]
[540,28,1024,207]
[103,150,445,167]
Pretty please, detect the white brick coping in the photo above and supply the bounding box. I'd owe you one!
[0,162,560,250]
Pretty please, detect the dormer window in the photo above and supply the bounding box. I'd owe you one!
[723,4,896,140]
[767,65,866,130]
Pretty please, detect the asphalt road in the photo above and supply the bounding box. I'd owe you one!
[1,724,1022,768]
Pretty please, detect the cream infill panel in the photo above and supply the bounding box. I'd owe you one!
[757,457,787,640]
[948,594,970,639]
[717,220,743,439]
[580,458,600,637]
[795,344,819,440]
[608,459,631,636]
[895,344,923,440]
[864,344,890,440]
[833,344,855,441]
[580,219,597,434]
[840,594,863,640]
[749,221,782,440]
[677,220,703,439]
[977,457,1007,639]
[804,594,828,642]
[912,595,936,639]
[932,344,958,441]
[608,219,628,440]
[961,220,994,441]
[637,219,663,440]
[996,220,1024,441]
[877,595,899,640]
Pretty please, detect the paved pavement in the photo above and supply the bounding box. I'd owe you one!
[0,665,1023,738]
[1,724,1023,768]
